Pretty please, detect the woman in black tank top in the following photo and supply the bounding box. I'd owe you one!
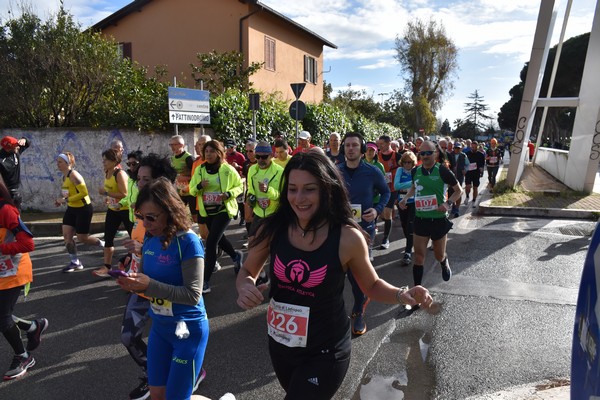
[235,151,434,399]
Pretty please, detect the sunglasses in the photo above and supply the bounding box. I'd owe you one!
[127,161,139,167]
[419,151,434,156]
[134,212,163,222]
[255,154,270,160]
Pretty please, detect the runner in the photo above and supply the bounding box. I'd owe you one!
[338,133,390,335]
[189,140,244,294]
[273,139,292,169]
[54,152,104,272]
[399,140,462,287]
[325,132,344,164]
[486,138,503,190]
[236,151,432,399]
[116,177,208,400]
[394,151,418,266]
[447,141,469,218]
[0,180,48,380]
[93,149,133,277]
[465,141,485,206]
[376,135,402,249]
[169,135,196,221]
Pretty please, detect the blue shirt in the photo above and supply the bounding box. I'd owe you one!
[338,160,390,229]
[142,230,206,322]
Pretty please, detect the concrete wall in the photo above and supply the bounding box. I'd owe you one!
[0,128,200,212]
[536,146,569,183]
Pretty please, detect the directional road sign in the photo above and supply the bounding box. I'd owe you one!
[168,87,210,124]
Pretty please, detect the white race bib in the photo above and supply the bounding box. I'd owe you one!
[267,299,309,348]
[0,255,17,278]
[415,194,438,211]
[150,297,174,316]
[351,203,362,222]
[203,192,222,206]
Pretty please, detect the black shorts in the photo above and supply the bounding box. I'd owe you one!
[413,216,453,241]
[465,170,480,186]
[385,191,398,208]
[62,204,94,234]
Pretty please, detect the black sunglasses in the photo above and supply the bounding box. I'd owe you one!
[419,150,434,156]
[134,212,163,222]
[127,161,139,167]
[256,154,270,160]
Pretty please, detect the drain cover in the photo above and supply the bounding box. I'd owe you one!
[558,225,594,236]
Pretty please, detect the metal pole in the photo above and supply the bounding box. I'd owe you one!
[252,110,257,141]
[200,80,205,136]
[295,103,299,148]
[174,76,179,135]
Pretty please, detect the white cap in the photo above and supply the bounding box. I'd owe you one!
[298,131,311,140]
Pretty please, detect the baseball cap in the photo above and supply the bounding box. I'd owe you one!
[224,139,236,148]
[298,131,311,140]
[1,136,18,151]
[366,142,378,151]
[453,141,463,148]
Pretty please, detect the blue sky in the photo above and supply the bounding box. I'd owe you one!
[1,0,596,129]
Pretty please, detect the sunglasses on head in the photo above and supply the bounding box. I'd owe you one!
[134,212,163,222]
[127,161,139,167]
[419,150,434,156]
[256,154,270,160]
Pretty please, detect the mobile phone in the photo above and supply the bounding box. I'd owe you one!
[108,270,130,278]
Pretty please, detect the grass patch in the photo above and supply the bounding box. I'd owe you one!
[490,170,600,210]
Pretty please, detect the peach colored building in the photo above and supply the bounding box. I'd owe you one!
[92,0,336,104]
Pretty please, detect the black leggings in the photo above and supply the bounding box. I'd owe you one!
[269,339,351,400]
[399,202,415,253]
[204,212,236,283]
[104,209,134,247]
[0,286,25,354]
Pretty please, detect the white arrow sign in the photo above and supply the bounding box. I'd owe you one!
[169,111,211,124]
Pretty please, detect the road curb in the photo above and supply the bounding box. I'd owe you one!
[478,199,600,220]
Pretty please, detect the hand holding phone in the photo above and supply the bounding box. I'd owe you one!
[108,270,130,278]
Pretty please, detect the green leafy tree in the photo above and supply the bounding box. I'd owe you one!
[463,90,492,132]
[88,61,170,130]
[302,102,351,146]
[0,5,121,127]
[498,32,588,147]
[190,50,263,94]
[394,18,458,132]
[209,89,295,144]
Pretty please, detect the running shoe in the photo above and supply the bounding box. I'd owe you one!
[213,261,222,273]
[202,282,211,294]
[351,312,367,335]
[441,260,452,281]
[219,394,236,400]
[62,262,83,273]
[129,376,150,400]
[379,240,390,250]
[233,250,244,275]
[192,368,207,392]
[402,252,412,266]
[26,318,48,352]
[3,354,35,380]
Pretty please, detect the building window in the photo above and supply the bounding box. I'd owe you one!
[304,55,317,84]
[265,36,276,71]
[118,42,132,60]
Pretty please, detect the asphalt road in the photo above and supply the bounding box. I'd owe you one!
[0,209,593,399]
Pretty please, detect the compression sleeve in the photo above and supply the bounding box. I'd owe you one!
[144,257,203,306]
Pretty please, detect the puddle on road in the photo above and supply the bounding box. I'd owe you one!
[353,329,436,400]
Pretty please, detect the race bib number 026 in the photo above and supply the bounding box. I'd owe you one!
[267,299,309,348]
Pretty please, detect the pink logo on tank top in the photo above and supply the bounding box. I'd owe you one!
[274,255,327,289]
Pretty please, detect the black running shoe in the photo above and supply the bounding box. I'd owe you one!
[26,318,48,351]
[129,377,150,400]
[3,354,35,380]
[441,260,452,281]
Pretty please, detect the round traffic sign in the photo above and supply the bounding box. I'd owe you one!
[289,100,306,120]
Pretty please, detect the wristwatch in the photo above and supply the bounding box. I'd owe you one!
[446,200,454,207]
